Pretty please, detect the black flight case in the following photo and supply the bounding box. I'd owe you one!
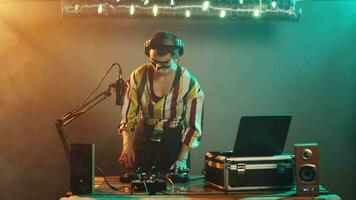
[205,151,295,191]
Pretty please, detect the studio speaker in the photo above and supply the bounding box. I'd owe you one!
[70,144,95,195]
[294,143,319,196]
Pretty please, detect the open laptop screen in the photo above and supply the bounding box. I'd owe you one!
[233,115,292,157]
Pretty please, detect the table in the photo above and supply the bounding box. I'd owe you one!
[60,176,341,200]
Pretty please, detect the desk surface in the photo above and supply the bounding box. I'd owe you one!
[60,176,341,200]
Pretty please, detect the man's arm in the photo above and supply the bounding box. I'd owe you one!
[181,80,204,149]
[119,129,135,169]
[118,72,139,169]
[173,77,204,172]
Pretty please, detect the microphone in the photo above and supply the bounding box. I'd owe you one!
[115,69,125,106]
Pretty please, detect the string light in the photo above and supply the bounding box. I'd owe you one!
[62,0,301,21]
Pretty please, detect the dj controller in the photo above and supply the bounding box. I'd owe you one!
[119,168,189,194]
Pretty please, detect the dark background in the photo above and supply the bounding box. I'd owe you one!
[0,1,355,199]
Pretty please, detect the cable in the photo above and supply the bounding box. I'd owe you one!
[189,176,205,181]
[95,167,126,191]
[80,63,121,108]
[60,63,119,119]
[0,0,59,2]
[160,191,169,195]
[143,181,149,193]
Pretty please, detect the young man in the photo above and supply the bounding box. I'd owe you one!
[118,31,204,174]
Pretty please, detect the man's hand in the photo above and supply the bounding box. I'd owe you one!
[170,159,189,173]
[170,144,190,173]
[119,143,135,169]
[118,130,135,169]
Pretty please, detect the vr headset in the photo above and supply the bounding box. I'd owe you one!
[144,33,184,57]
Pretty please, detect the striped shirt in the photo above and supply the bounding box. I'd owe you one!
[119,64,204,148]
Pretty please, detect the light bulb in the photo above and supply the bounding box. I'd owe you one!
[271,1,277,9]
[220,10,226,18]
[98,4,103,14]
[130,4,135,15]
[74,4,79,11]
[185,10,191,17]
[253,9,260,17]
[153,5,158,16]
[202,1,209,11]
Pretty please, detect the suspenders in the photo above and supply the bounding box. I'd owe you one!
[136,66,148,108]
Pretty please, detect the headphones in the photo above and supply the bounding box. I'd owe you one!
[144,32,184,57]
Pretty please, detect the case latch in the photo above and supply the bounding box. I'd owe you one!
[277,161,286,174]
[227,161,246,175]
[237,163,246,175]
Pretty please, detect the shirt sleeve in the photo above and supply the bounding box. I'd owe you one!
[181,80,204,148]
[118,71,139,134]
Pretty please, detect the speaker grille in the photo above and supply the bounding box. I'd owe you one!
[299,164,316,182]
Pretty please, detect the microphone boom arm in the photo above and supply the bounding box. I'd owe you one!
[55,82,118,165]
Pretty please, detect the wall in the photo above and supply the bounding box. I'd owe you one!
[0,1,355,199]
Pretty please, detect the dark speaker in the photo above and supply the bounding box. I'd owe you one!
[70,144,95,195]
[294,143,319,196]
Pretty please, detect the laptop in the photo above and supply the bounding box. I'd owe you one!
[233,115,292,157]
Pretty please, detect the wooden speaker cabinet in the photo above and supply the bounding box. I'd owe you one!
[294,143,319,196]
